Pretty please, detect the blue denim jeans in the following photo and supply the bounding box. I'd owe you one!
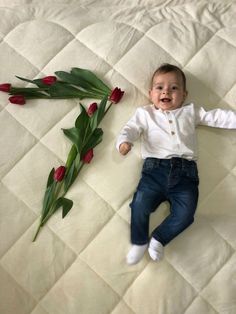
[130,157,199,246]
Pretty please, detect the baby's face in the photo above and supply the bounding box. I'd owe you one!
[149,71,187,111]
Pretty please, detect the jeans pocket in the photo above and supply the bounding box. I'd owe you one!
[186,163,199,182]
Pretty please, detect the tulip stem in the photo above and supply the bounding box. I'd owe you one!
[32,182,64,242]
[104,101,113,116]
[32,224,42,242]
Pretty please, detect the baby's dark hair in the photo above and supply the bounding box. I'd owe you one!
[151,63,186,91]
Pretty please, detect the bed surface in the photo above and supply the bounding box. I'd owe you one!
[1,1,236,314]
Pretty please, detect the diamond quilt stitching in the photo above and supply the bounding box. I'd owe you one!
[1,2,236,314]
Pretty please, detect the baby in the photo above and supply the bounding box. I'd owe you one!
[116,63,236,265]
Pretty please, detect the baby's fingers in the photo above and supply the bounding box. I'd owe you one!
[119,143,131,155]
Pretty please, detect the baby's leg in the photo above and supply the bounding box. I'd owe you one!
[126,158,168,265]
[151,182,199,247]
[130,189,164,244]
[127,185,165,264]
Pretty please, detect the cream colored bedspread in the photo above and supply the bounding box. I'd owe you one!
[1,1,236,314]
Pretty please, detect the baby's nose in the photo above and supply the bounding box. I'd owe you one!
[162,88,170,94]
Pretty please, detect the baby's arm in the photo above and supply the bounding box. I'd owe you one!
[196,106,236,128]
[116,107,144,155]
[119,142,132,155]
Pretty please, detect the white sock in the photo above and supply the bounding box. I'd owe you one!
[148,237,164,261]
[126,244,148,265]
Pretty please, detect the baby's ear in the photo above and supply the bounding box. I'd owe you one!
[148,88,152,99]
[184,90,188,100]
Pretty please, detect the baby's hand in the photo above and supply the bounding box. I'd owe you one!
[119,142,132,155]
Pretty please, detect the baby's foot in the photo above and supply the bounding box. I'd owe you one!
[126,244,148,265]
[148,237,164,261]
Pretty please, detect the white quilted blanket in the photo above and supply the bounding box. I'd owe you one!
[1,1,236,314]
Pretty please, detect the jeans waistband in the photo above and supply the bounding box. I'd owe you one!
[145,157,197,167]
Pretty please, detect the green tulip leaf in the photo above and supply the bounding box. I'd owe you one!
[89,110,98,132]
[97,95,108,125]
[62,197,73,218]
[89,95,108,132]
[53,197,73,218]
[46,168,55,188]
[42,181,56,221]
[64,162,76,192]
[55,71,92,90]
[71,68,111,94]
[82,128,103,156]
[63,127,83,152]
[75,103,90,136]
[74,153,82,171]
[42,186,52,217]
[49,82,86,98]
[65,144,78,170]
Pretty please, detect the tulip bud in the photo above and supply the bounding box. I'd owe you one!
[53,166,66,182]
[87,102,98,117]
[0,83,11,93]
[9,95,26,105]
[42,76,57,85]
[82,149,94,163]
[109,87,124,104]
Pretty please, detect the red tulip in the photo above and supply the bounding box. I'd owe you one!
[42,76,57,85]
[9,95,26,105]
[0,83,11,92]
[82,149,94,163]
[109,87,124,104]
[87,102,98,116]
[53,166,66,182]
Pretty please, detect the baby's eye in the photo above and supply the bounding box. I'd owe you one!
[171,86,179,90]
[155,86,163,90]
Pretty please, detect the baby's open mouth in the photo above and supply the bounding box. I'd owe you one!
[161,98,171,102]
